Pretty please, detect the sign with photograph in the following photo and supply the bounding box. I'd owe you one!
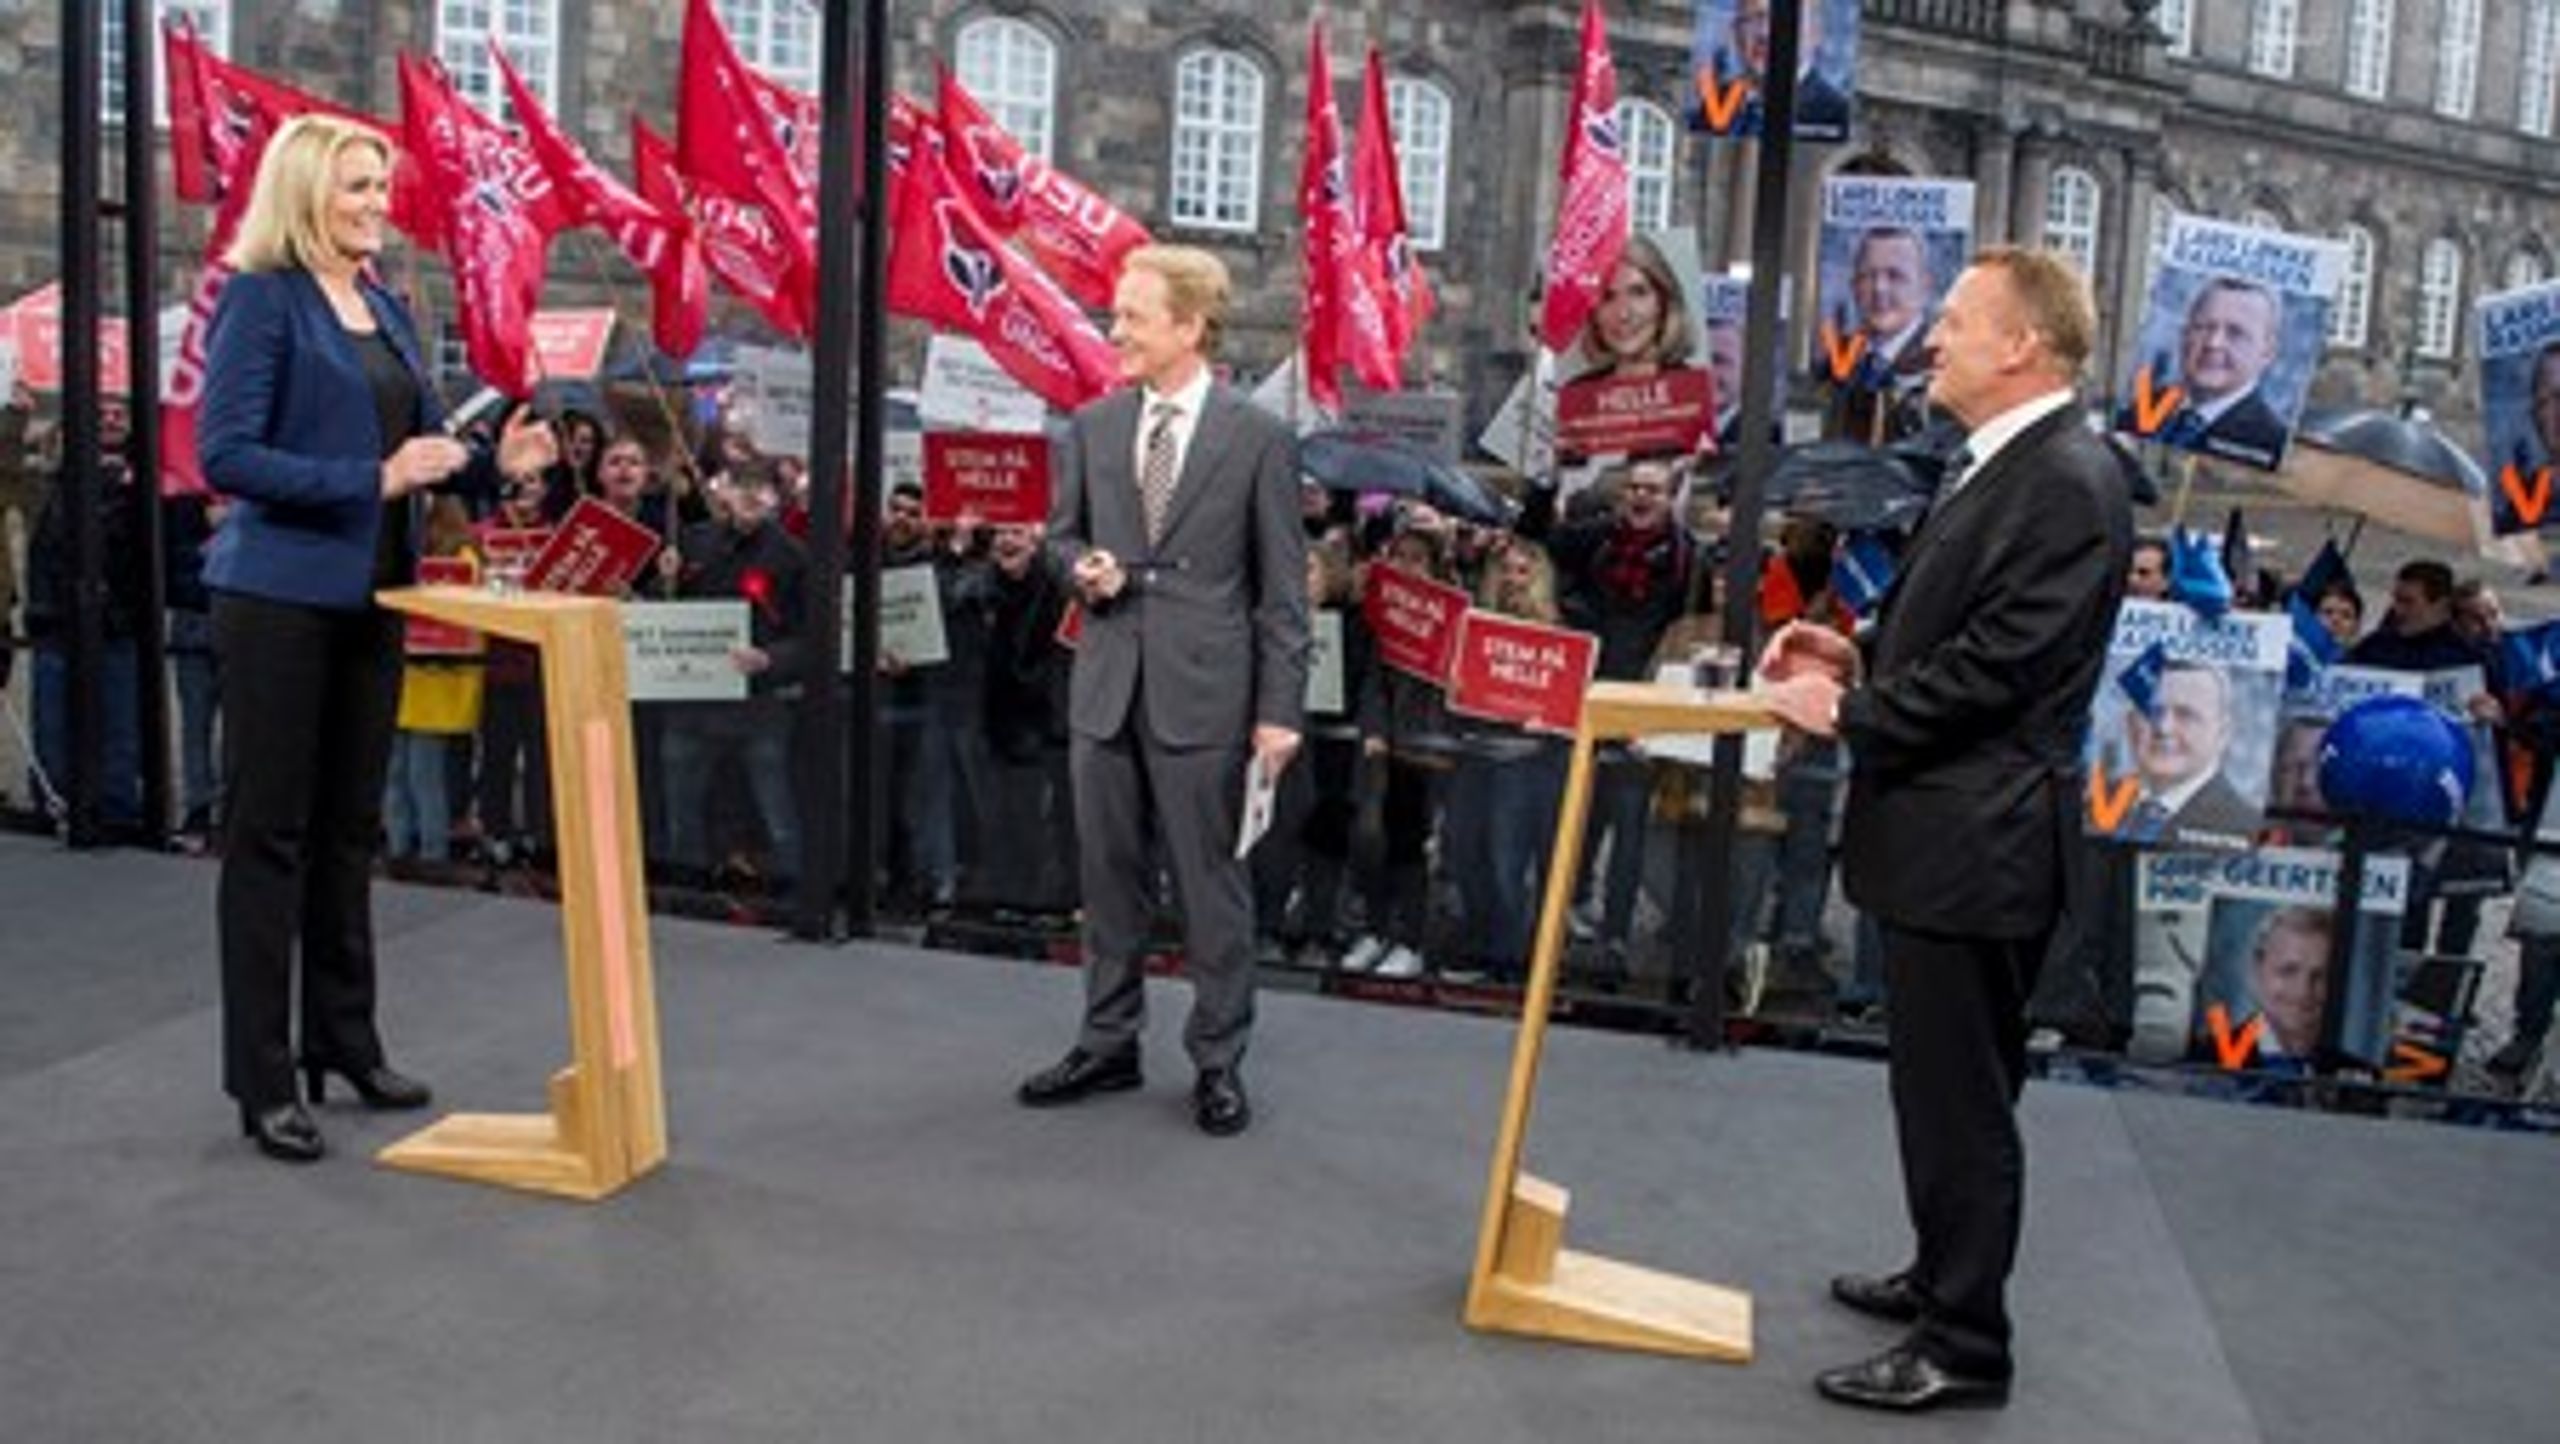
[622,599,751,702]
[2116,215,2346,472]
[1362,566,1470,683]
[2266,664,2424,841]
[1696,271,1788,448]
[1446,611,1598,736]
[922,431,1052,526]
[2129,848,2409,1069]
[2084,599,2289,850]
[2475,280,2560,533]
[1814,178,1974,391]
[1689,0,1858,143]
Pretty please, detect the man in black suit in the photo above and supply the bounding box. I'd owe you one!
[2170,277,2290,464]
[1760,246,2132,1411]
[2125,660,2259,845]
[1016,244,1309,1137]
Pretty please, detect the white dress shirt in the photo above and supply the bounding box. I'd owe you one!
[1133,366,1214,497]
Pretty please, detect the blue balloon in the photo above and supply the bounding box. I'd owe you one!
[2317,695,2474,827]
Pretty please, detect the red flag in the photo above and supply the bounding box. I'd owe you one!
[398,54,571,397]
[1296,19,1399,411]
[621,117,714,360]
[1538,0,1631,352]
[677,0,817,335]
[937,66,1152,310]
[490,46,705,362]
[1354,47,1435,360]
[885,143,1118,412]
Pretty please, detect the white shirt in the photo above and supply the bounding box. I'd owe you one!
[1942,388,2077,502]
[1133,366,1214,493]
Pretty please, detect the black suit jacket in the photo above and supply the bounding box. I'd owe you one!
[2191,389,2289,466]
[2162,769,2260,845]
[1837,404,2133,938]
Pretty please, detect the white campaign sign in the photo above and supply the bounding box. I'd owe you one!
[846,564,950,670]
[919,335,1048,435]
[622,600,751,702]
[1305,608,1346,715]
[731,344,814,458]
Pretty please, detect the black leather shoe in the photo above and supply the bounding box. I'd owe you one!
[1829,1270,1923,1324]
[303,1061,433,1111]
[1192,1067,1250,1137]
[1016,1046,1142,1107]
[1814,1343,2009,1412]
[239,1102,326,1164]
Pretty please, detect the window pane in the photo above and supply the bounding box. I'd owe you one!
[2329,225,2374,348]
[2043,167,2101,276]
[956,17,1056,163]
[2437,0,2481,120]
[1169,50,1263,231]
[1387,78,1450,253]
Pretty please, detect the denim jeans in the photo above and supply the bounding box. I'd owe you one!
[660,699,798,881]
[884,704,957,899]
[382,731,451,860]
[1452,745,1568,974]
[32,640,142,826]
[169,609,222,826]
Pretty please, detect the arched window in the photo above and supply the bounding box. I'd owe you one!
[1386,77,1452,253]
[2417,237,2465,359]
[2156,0,2194,58]
[2329,224,2375,348]
[2436,0,2482,120]
[1614,98,1678,234]
[2043,167,2102,275]
[2523,0,2560,138]
[437,0,562,116]
[2505,249,2550,293]
[2247,0,2298,79]
[955,15,1057,162]
[715,0,820,93]
[106,0,228,125]
[2343,0,2394,100]
[1169,48,1265,232]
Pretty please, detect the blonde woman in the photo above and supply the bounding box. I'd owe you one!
[1443,539,1571,982]
[197,113,554,1162]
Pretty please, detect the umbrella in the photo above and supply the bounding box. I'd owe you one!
[1297,429,1511,525]
[1761,441,1940,532]
[2273,406,2484,547]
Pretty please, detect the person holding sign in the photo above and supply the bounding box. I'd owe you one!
[195,114,557,1163]
[1758,247,2131,1411]
[1017,244,1309,1138]
[2165,278,2289,459]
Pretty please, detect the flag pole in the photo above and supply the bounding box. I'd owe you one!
[574,232,707,544]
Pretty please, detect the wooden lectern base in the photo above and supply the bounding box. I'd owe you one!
[1464,681,1773,1364]
[378,1066,622,1202]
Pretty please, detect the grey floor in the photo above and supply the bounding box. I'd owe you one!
[1,835,2552,1443]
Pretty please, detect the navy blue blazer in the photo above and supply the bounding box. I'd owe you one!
[197,267,484,611]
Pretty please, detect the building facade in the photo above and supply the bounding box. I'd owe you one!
[2,0,2554,443]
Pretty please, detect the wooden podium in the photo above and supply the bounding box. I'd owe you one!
[373,586,666,1201]
[1464,680,1775,1361]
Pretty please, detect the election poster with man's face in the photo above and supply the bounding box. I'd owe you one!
[2267,665,2424,843]
[1696,270,1788,448]
[1689,0,1859,143]
[2475,281,2560,534]
[2128,849,2408,1069]
[2085,599,2288,851]
[2116,215,2345,473]
[1813,177,1974,393]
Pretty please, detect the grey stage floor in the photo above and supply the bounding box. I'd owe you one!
[1,835,2552,1443]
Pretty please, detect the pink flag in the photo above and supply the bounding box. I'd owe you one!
[1537,0,1631,352]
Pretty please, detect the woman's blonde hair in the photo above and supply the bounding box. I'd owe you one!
[224,113,395,274]
[1481,537,1561,625]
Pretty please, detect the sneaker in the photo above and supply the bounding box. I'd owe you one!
[1567,902,1600,943]
[1373,943,1426,980]
[1338,934,1389,974]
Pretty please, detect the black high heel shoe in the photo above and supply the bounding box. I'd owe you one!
[301,1061,433,1111]
[239,1102,326,1163]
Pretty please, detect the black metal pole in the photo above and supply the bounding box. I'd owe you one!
[844,0,890,938]
[124,0,170,843]
[61,0,105,846]
[1686,0,1802,1047]
[793,0,863,941]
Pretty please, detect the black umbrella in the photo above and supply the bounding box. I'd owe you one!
[1762,441,1940,532]
[1298,429,1511,525]
[2276,406,2483,546]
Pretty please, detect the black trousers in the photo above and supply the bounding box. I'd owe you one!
[1879,919,2050,1378]
[213,594,404,1109]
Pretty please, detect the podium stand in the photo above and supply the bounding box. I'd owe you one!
[1464,680,1775,1360]
[373,586,666,1202]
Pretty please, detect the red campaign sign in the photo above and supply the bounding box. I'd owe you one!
[524,496,661,595]
[1362,566,1470,683]
[1554,368,1715,461]
[8,285,132,393]
[528,308,616,380]
[405,555,484,655]
[1053,599,1083,650]
[477,525,554,563]
[1446,610,1598,737]
[923,431,1052,525]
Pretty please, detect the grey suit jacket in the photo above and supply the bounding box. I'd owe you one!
[1049,383,1310,749]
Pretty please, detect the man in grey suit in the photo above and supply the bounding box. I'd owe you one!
[1016,244,1309,1137]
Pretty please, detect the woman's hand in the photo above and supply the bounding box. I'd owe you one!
[496,407,560,482]
[382,436,470,499]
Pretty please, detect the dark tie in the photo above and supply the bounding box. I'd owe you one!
[1931,446,1974,515]
[2131,796,2170,842]
[1141,402,1180,545]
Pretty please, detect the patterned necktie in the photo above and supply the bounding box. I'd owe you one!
[1141,401,1180,545]
[1930,446,1974,519]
